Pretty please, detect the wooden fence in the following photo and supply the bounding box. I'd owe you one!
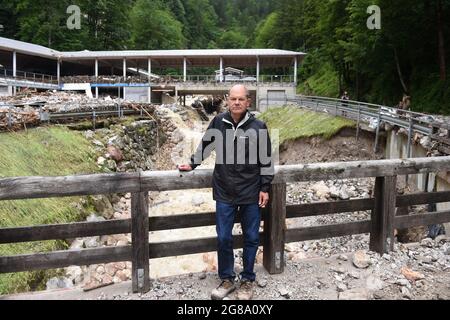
[1,156,450,293]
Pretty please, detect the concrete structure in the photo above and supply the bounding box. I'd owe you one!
[385,129,450,234]
[0,37,306,111]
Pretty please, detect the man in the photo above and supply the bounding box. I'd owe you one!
[178,84,274,300]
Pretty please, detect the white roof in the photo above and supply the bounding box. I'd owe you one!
[0,37,305,60]
[0,37,60,58]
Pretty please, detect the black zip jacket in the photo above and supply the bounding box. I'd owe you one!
[190,110,274,205]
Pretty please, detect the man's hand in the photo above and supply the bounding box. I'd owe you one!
[178,164,193,172]
[259,192,269,208]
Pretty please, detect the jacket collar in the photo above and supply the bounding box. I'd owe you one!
[222,110,253,129]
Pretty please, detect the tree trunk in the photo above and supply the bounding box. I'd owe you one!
[394,48,409,94]
[437,0,446,81]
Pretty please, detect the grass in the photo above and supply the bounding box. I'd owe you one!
[0,126,101,294]
[258,106,356,146]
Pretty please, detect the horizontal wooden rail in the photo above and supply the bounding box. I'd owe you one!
[1,156,450,201]
[394,210,450,229]
[286,198,375,218]
[2,190,450,244]
[286,220,371,243]
[396,190,450,207]
[0,246,131,273]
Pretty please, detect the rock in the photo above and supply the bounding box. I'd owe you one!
[311,181,330,198]
[198,273,206,280]
[339,288,368,300]
[46,277,73,290]
[353,250,371,269]
[191,194,204,206]
[106,145,124,162]
[86,213,106,223]
[400,267,425,281]
[435,235,449,245]
[257,279,267,288]
[84,236,101,248]
[420,238,434,248]
[90,195,114,219]
[66,266,83,285]
[337,254,348,261]
[97,156,106,166]
[336,283,347,292]
[278,287,290,298]
[366,275,384,291]
[401,287,412,299]
[69,238,85,250]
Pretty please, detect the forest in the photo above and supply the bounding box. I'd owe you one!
[0,0,449,114]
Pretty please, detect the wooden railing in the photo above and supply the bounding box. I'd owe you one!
[1,157,450,293]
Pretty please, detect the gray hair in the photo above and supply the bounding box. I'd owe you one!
[229,84,250,98]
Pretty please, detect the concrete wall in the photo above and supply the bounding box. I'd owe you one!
[384,128,450,234]
[257,85,297,113]
[124,87,149,102]
[0,85,9,96]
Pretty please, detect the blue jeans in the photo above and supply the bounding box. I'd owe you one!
[215,201,261,282]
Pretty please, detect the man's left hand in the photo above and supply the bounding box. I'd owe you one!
[259,192,269,208]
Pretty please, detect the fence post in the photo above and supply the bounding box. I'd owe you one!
[263,182,286,274]
[131,191,150,293]
[374,107,382,153]
[7,106,12,129]
[92,110,96,131]
[370,175,397,254]
[356,104,361,141]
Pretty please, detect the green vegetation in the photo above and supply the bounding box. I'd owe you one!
[258,106,355,146]
[3,1,447,113]
[0,126,100,294]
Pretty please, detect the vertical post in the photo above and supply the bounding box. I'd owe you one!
[148,58,152,104]
[57,59,61,87]
[123,58,127,100]
[95,59,99,99]
[370,175,397,254]
[183,57,187,82]
[220,57,223,82]
[293,57,298,85]
[7,106,12,129]
[356,104,361,141]
[92,110,96,131]
[256,56,260,84]
[405,117,414,184]
[12,51,17,96]
[131,191,150,293]
[263,182,286,274]
[374,107,382,153]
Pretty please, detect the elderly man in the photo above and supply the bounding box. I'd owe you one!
[178,84,274,300]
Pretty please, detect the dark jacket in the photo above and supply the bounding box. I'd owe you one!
[190,110,274,205]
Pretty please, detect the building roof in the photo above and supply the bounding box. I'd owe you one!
[0,37,305,61]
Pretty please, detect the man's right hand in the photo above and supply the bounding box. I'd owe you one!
[178,164,193,172]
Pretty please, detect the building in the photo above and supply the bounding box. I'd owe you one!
[0,37,306,111]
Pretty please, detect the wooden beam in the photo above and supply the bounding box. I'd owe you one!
[131,191,150,293]
[0,220,130,244]
[0,172,140,200]
[394,210,450,229]
[0,246,131,273]
[396,190,450,207]
[286,198,374,218]
[263,182,286,274]
[370,176,397,253]
[286,220,371,243]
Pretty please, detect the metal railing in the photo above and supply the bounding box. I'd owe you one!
[0,68,58,85]
[288,95,450,154]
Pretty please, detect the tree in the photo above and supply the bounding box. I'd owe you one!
[130,0,186,50]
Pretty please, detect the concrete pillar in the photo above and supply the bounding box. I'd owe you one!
[57,59,61,87]
[436,178,450,235]
[220,57,223,82]
[123,58,127,100]
[175,87,178,105]
[148,58,152,104]
[256,56,260,84]
[12,51,16,96]
[183,57,187,82]
[95,59,98,99]
[294,57,298,84]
